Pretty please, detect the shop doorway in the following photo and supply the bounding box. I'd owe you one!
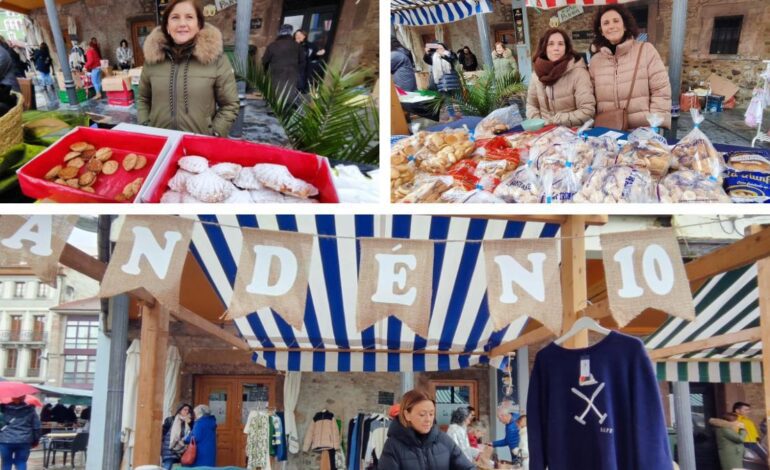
[130,19,157,67]
[194,375,277,467]
[494,29,516,47]
[429,379,478,432]
[281,0,341,61]
[687,383,720,470]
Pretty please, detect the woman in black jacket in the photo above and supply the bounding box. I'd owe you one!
[0,397,41,470]
[422,42,460,120]
[378,389,475,470]
[161,403,194,470]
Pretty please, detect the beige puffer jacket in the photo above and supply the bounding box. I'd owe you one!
[588,38,672,129]
[526,57,595,127]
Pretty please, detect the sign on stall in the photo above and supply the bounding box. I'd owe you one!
[0,216,697,338]
[216,0,237,11]
[558,5,584,23]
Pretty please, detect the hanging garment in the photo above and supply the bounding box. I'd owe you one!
[528,331,673,470]
[244,410,271,470]
[273,413,287,461]
[303,410,341,452]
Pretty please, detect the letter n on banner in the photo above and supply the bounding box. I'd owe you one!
[226,229,313,329]
[0,215,78,286]
[601,228,695,328]
[483,238,563,334]
[357,238,433,338]
[99,215,194,310]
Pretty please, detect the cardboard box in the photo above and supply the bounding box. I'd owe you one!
[101,66,114,77]
[707,73,739,101]
[55,71,83,89]
[128,67,143,85]
[102,75,131,92]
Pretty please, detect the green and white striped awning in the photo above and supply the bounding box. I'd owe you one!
[645,263,763,383]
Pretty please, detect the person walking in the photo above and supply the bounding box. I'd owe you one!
[492,42,517,77]
[491,406,520,461]
[391,36,416,92]
[0,396,41,470]
[33,42,55,101]
[733,402,763,458]
[526,27,595,127]
[377,389,474,470]
[161,403,194,470]
[69,41,86,72]
[710,413,746,470]
[183,405,217,466]
[137,0,239,136]
[294,29,324,93]
[588,4,671,129]
[84,37,103,100]
[262,24,305,105]
[446,407,480,464]
[116,39,134,71]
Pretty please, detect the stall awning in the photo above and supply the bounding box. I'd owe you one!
[0,0,78,14]
[190,215,560,373]
[524,0,635,9]
[645,263,763,383]
[391,0,493,26]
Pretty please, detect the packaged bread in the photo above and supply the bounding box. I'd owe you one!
[398,175,453,203]
[656,169,732,203]
[723,150,770,203]
[440,188,506,203]
[671,109,725,179]
[616,139,672,181]
[493,162,542,203]
[414,134,475,174]
[573,165,656,203]
[474,105,523,140]
[534,142,593,182]
[531,125,579,148]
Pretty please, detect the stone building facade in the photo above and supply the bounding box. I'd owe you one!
[29,0,377,72]
[409,0,769,105]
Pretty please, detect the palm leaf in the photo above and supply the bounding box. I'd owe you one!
[430,67,527,118]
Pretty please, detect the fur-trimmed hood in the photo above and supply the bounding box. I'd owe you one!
[709,418,740,430]
[143,23,223,65]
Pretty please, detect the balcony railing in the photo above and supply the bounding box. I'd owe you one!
[26,368,40,378]
[3,368,16,377]
[0,330,46,343]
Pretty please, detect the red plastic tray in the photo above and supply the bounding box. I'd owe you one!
[17,127,168,203]
[144,134,340,203]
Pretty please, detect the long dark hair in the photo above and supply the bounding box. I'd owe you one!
[120,39,128,48]
[39,42,49,54]
[533,28,580,62]
[162,0,205,45]
[591,5,639,51]
[89,37,101,57]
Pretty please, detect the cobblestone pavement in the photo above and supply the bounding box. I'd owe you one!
[27,448,86,469]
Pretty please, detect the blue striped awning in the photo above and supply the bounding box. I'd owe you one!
[391,0,493,26]
[645,263,763,383]
[188,215,560,373]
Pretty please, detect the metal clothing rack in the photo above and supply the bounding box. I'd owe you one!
[751,60,770,148]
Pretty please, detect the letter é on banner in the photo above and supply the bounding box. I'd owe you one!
[494,252,547,303]
[246,245,298,296]
[1,214,54,256]
[121,226,183,280]
[371,244,417,306]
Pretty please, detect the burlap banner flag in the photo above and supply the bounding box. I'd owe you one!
[483,238,563,334]
[99,215,194,309]
[357,238,434,338]
[227,229,314,329]
[601,228,695,328]
[0,215,78,285]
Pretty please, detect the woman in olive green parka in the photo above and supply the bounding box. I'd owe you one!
[709,414,746,470]
[138,0,238,137]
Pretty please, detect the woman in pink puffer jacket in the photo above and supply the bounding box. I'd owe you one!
[588,5,671,129]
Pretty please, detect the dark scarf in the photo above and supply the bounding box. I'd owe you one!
[166,39,196,63]
[533,55,572,87]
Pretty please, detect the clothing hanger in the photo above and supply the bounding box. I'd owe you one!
[554,316,611,346]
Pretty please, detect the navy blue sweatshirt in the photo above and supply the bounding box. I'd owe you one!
[527,331,673,470]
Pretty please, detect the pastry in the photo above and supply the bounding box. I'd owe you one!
[78,171,96,187]
[95,147,113,162]
[64,151,81,162]
[123,153,138,171]
[168,169,194,193]
[185,170,235,203]
[211,162,242,180]
[45,165,62,181]
[178,155,209,173]
[102,160,119,175]
[69,142,89,152]
[58,166,79,180]
[160,191,185,203]
[252,163,318,198]
[233,167,264,189]
[86,158,103,173]
[224,189,254,203]
[134,155,147,170]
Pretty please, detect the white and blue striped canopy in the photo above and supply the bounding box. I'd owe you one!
[188,215,560,373]
[645,263,763,383]
[391,0,493,26]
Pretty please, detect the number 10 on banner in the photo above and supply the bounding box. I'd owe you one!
[613,245,675,298]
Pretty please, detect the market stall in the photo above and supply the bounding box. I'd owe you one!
[391,112,769,203]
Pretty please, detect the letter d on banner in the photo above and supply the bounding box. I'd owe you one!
[357,238,434,338]
[0,215,78,285]
[100,216,194,310]
[227,229,313,329]
[601,228,695,327]
[483,238,563,334]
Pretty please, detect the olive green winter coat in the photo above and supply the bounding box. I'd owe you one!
[137,24,239,137]
[710,418,746,470]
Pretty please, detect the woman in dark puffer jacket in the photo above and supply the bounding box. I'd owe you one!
[378,389,475,470]
[161,403,194,470]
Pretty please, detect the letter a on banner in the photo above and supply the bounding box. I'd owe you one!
[0,215,78,285]
[99,215,194,310]
[483,238,563,334]
[601,228,695,327]
[226,229,313,329]
[357,238,434,338]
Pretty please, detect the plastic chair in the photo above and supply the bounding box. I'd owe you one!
[68,432,88,467]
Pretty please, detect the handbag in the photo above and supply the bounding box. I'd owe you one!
[180,437,196,465]
[594,43,646,130]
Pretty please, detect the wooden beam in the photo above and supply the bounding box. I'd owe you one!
[132,302,169,466]
[489,324,555,357]
[251,346,488,356]
[660,357,762,363]
[58,242,249,350]
[560,215,588,348]
[752,224,770,469]
[648,327,761,360]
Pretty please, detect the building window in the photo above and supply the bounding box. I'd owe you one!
[65,319,99,350]
[65,286,75,299]
[710,16,743,55]
[63,355,96,386]
[32,316,46,342]
[28,349,41,377]
[4,349,18,376]
[9,315,22,341]
[36,282,49,298]
[13,282,25,298]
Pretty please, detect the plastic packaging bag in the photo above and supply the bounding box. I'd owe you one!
[552,149,581,203]
[493,150,542,203]
[656,169,732,203]
[574,165,656,203]
[398,175,453,203]
[671,109,725,179]
[745,92,765,128]
[440,187,506,203]
[474,104,524,140]
[532,125,579,148]
[616,139,672,181]
[581,136,618,183]
[534,141,593,182]
[447,159,479,190]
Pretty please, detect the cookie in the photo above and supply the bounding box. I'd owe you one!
[79,171,97,187]
[67,157,85,169]
[95,147,113,162]
[102,160,119,175]
[65,178,80,188]
[123,153,138,171]
[81,186,95,193]
[64,151,81,162]
[134,155,147,170]
[59,166,79,180]
[82,148,96,159]
[69,142,89,152]
[45,165,62,181]
[86,158,103,173]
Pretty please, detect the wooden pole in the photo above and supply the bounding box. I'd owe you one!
[132,302,169,467]
[752,224,770,468]
[560,215,588,348]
